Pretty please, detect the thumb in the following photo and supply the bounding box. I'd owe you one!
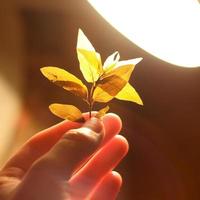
[27,117,104,180]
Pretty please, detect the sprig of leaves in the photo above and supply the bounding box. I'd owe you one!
[40,29,143,122]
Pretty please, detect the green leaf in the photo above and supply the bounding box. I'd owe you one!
[115,83,143,105]
[103,51,120,72]
[77,29,102,82]
[49,103,85,122]
[95,105,110,118]
[40,67,88,99]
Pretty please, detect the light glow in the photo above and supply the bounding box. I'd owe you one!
[88,0,200,68]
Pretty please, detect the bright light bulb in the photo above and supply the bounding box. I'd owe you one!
[88,0,200,68]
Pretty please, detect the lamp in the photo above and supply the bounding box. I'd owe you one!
[88,0,200,68]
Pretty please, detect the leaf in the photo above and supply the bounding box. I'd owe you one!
[115,83,143,105]
[77,29,95,52]
[114,57,143,70]
[103,57,143,80]
[95,105,110,118]
[77,29,102,82]
[49,103,85,122]
[40,67,88,99]
[93,57,143,102]
[103,51,120,72]
[93,65,133,102]
[97,75,127,96]
[92,87,114,103]
[77,49,102,82]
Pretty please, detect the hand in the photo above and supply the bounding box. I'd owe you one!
[0,113,128,200]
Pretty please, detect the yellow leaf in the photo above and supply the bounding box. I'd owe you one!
[49,103,85,122]
[40,67,88,99]
[95,105,110,118]
[114,57,143,70]
[103,51,120,72]
[77,29,102,82]
[94,57,143,101]
[93,64,134,101]
[93,87,114,103]
[97,75,127,96]
[115,83,143,105]
[77,49,102,82]
[104,65,133,82]
[77,29,95,52]
[103,57,143,81]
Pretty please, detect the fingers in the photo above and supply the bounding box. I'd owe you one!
[68,135,128,199]
[3,119,81,173]
[89,171,122,200]
[3,113,121,175]
[12,118,105,200]
[101,113,122,145]
[27,118,104,180]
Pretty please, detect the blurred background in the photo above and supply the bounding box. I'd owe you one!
[0,0,199,199]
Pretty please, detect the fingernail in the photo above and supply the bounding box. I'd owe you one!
[83,117,103,133]
[63,118,104,147]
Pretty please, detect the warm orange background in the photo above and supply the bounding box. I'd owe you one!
[0,1,200,199]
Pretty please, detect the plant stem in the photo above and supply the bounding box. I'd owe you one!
[88,83,96,118]
[89,102,93,118]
